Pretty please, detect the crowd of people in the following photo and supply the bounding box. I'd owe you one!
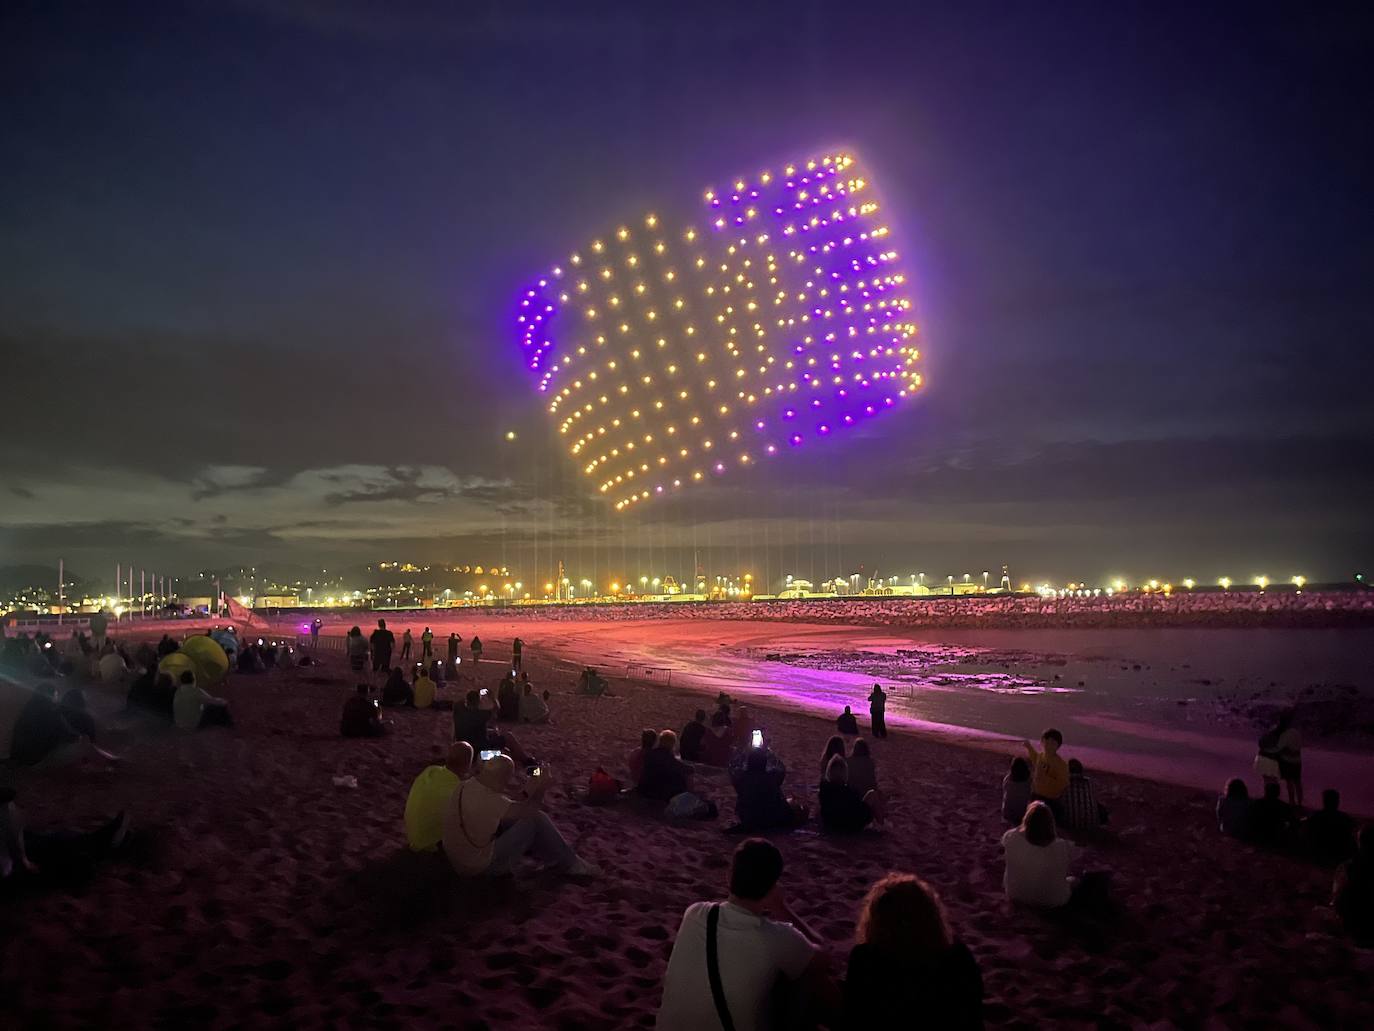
[4,613,1372,1026]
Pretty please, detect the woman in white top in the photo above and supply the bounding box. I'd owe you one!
[1001,801,1077,908]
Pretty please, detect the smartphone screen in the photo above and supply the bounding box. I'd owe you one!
[751,729,763,749]
[480,688,488,696]
[479,749,501,761]
[531,767,542,777]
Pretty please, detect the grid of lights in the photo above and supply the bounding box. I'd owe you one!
[515,151,921,510]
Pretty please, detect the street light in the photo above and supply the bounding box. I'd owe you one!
[1255,575,1268,590]
[1219,577,1232,590]
[1182,578,1195,590]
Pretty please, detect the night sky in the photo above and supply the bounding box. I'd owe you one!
[3,1,1372,589]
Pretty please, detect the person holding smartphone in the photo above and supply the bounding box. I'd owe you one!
[452,689,534,766]
[441,754,599,879]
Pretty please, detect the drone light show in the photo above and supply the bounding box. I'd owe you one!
[515,151,921,511]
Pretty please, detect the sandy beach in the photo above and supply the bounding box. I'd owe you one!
[3,620,1373,1029]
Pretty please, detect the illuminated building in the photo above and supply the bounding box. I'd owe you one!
[515,151,922,510]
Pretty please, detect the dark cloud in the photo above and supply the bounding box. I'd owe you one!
[2,2,1371,581]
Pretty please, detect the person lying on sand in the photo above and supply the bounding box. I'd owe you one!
[843,873,984,1030]
[658,838,835,1030]
[404,742,474,852]
[1,785,131,887]
[441,754,599,879]
[819,756,885,833]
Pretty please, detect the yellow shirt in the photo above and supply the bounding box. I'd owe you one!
[413,676,436,709]
[404,765,460,851]
[1027,746,1069,800]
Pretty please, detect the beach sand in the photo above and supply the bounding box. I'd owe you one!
[3,638,1372,1028]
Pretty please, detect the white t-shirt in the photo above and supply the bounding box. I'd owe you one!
[173,683,213,730]
[442,778,512,875]
[1001,828,1076,908]
[657,901,816,1031]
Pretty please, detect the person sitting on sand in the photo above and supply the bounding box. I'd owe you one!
[429,658,445,685]
[638,730,694,802]
[1061,758,1108,833]
[836,705,860,736]
[658,838,832,1031]
[156,634,178,658]
[519,681,550,723]
[1217,778,1252,839]
[627,728,657,788]
[497,673,520,722]
[1002,801,1077,909]
[341,684,385,738]
[1332,824,1374,946]
[733,705,756,749]
[846,739,879,799]
[820,735,847,781]
[698,708,735,766]
[441,754,599,879]
[820,756,884,833]
[174,671,232,731]
[679,709,709,762]
[126,669,176,721]
[381,667,414,707]
[453,690,533,765]
[843,873,984,1030]
[411,667,436,709]
[404,742,474,852]
[1250,781,1296,846]
[0,785,131,884]
[1305,789,1358,866]
[733,747,806,832]
[1023,729,1069,817]
[1003,757,1033,825]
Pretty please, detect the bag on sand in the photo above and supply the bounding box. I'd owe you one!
[666,792,717,821]
[586,768,622,805]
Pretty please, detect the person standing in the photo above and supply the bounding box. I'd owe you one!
[470,635,483,665]
[512,636,525,671]
[421,627,434,661]
[401,628,412,661]
[1275,709,1303,808]
[370,619,395,674]
[310,617,321,649]
[867,683,887,739]
[447,632,461,667]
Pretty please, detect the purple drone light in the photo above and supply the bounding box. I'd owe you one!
[513,151,923,511]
